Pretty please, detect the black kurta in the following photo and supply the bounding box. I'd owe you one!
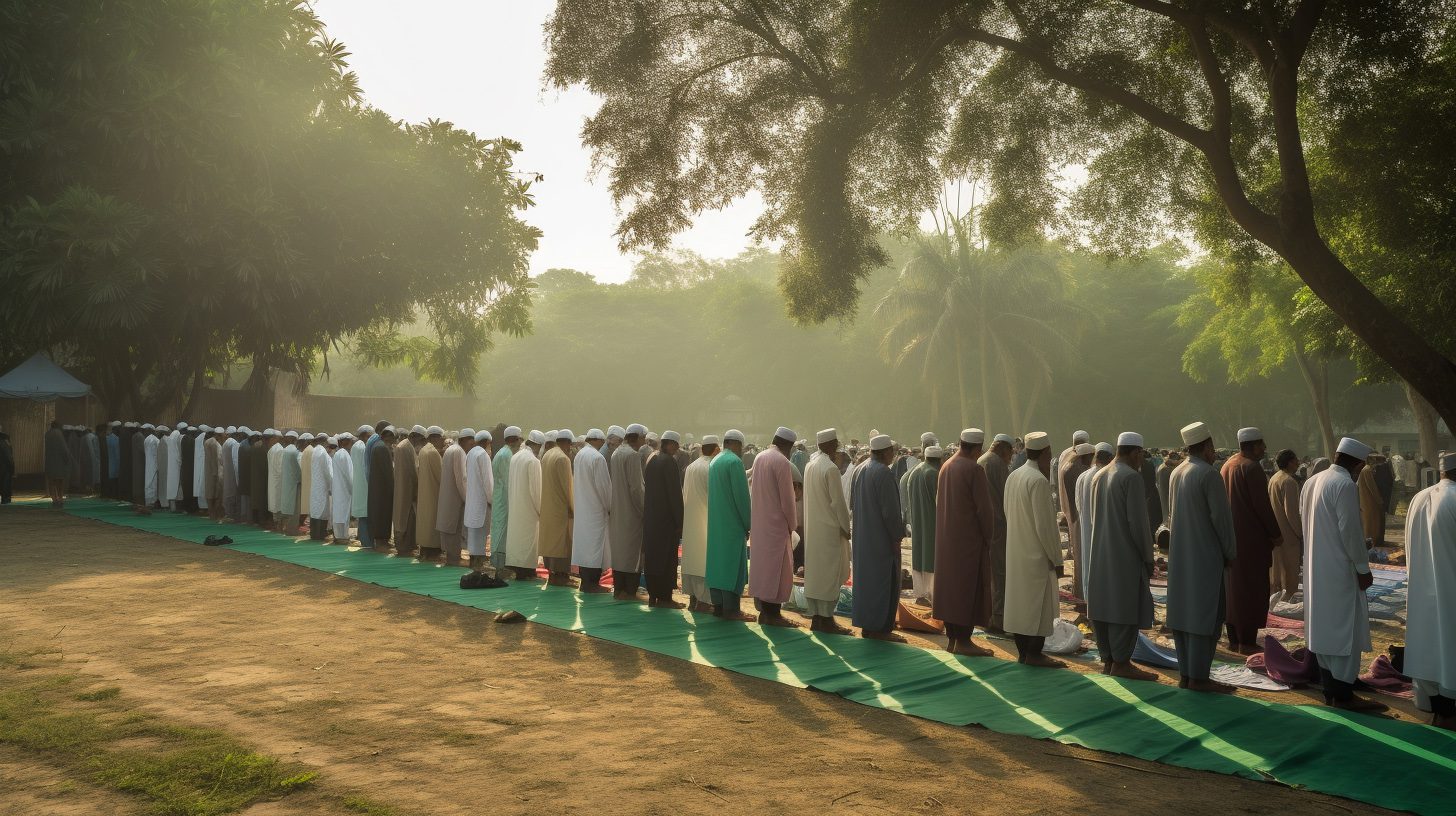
[368,442,395,540]
[249,439,269,519]
[117,428,133,500]
[180,432,196,506]
[642,451,684,596]
[237,440,253,501]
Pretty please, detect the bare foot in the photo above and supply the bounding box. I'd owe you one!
[758,614,800,628]
[947,640,994,657]
[718,612,758,623]
[580,584,611,594]
[648,599,687,609]
[1187,678,1236,694]
[692,601,716,613]
[1023,654,1067,669]
[810,617,853,635]
[863,630,907,643]
[1108,662,1159,681]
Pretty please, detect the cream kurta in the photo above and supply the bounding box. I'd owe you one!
[680,453,714,577]
[803,450,851,603]
[309,444,332,520]
[538,447,573,559]
[392,439,418,537]
[165,430,182,501]
[299,446,315,520]
[1300,465,1371,664]
[505,446,542,569]
[1003,460,1061,637]
[1403,479,1456,700]
[571,443,612,569]
[435,443,468,536]
[267,442,283,514]
[415,443,443,550]
[330,448,353,526]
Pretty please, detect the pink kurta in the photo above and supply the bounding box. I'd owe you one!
[748,446,797,603]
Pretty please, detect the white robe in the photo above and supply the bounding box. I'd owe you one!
[351,439,370,518]
[803,451,852,602]
[330,448,353,526]
[1003,460,1061,637]
[505,446,542,568]
[1075,464,1099,598]
[143,434,159,505]
[1300,464,1371,677]
[676,454,714,577]
[1404,479,1456,704]
[462,445,494,531]
[223,438,240,488]
[165,430,182,501]
[266,443,283,513]
[570,443,612,569]
[193,433,208,509]
[310,443,333,520]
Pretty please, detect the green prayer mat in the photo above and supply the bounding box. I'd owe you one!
[30,500,1456,813]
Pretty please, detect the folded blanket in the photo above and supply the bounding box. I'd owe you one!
[1249,636,1320,685]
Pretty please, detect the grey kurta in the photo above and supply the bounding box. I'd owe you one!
[1086,462,1156,628]
[1166,457,1236,636]
[850,458,903,632]
[44,428,72,480]
[608,443,646,573]
[435,444,467,535]
[977,450,1010,618]
[279,446,301,516]
[392,439,418,540]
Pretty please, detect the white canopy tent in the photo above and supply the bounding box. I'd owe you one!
[0,354,93,476]
[0,353,92,400]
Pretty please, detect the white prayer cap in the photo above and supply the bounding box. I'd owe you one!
[156,425,170,432]
[1336,437,1372,459]
[358,425,372,435]
[1075,443,1095,456]
[723,429,745,443]
[426,426,444,437]
[225,425,236,434]
[920,432,937,446]
[197,424,211,433]
[701,434,721,446]
[1095,442,1115,455]
[646,432,659,443]
[1236,427,1263,443]
[816,428,838,445]
[869,434,894,451]
[410,424,427,436]
[774,426,797,443]
[607,425,626,439]
[585,428,606,441]
[1073,430,1089,444]
[1117,431,1144,448]
[504,426,522,439]
[557,429,574,441]
[381,425,396,435]
[1439,452,1456,471]
[248,428,261,437]
[283,430,298,438]
[142,423,155,430]
[338,432,355,442]
[1180,422,1212,446]
[326,435,338,446]
[960,428,985,444]
[458,427,476,438]
[109,419,121,426]
[1024,432,1050,451]
[662,430,681,443]
[545,430,557,440]
[177,422,189,430]
[475,430,492,443]
[261,428,275,436]
[300,432,314,441]
[924,445,944,459]
[993,433,1014,445]
[626,423,648,437]
[123,421,136,428]
[527,430,546,445]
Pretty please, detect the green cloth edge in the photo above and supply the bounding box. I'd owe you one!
[39,499,1456,813]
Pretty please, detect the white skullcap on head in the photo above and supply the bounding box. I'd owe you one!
[920,432,937,446]
[197,424,212,433]
[1073,430,1089,444]
[774,426,797,443]
[662,430,681,443]
[723,429,745,443]
[646,432,660,443]
[1095,442,1115,455]
[300,432,314,440]
[960,428,984,444]
[123,421,136,428]
[1336,437,1372,459]
[326,435,338,446]
[263,428,277,436]
[545,430,557,440]
[1236,427,1262,443]
[381,425,396,435]
[225,425,236,434]
[141,423,155,430]
[607,425,626,439]
[816,428,838,444]
[239,426,253,435]
[504,426,522,439]
[475,430,492,443]
[993,433,1014,445]
[109,420,121,426]
[156,425,170,432]
[338,432,354,442]
[176,421,189,430]
[358,425,372,435]
[924,445,943,459]
[1075,443,1095,456]
[1024,432,1050,451]
[869,434,894,451]
[283,429,298,438]
[701,434,721,446]
[1117,431,1144,447]
[1439,452,1456,471]
[1180,421,1212,446]
[557,429,574,441]
[410,424,426,436]
[248,428,261,437]
[585,428,605,441]
[425,425,443,436]
[528,430,546,445]
[626,423,648,436]
[457,428,476,440]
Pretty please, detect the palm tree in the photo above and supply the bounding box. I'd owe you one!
[875,208,1077,435]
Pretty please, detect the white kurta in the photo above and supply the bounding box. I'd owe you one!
[1404,479,1456,703]
[143,434,159,505]
[803,451,852,602]
[462,445,494,531]
[1003,460,1061,637]
[570,443,612,569]
[330,448,353,526]
[679,454,714,577]
[1075,464,1099,598]
[1300,464,1371,678]
[193,433,208,509]
[165,430,182,501]
[267,442,283,513]
[310,444,332,520]
[351,439,370,518]
[505,446,542,568]
[223,438,240,488]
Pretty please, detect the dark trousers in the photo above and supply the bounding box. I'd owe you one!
[1430,694,1456,717]
[755,600,783,616]
[309,517,328,540]
[645,571,675,602]
[578,567,603,587]
[945,623,974,640]
[615,571,640,594]
[1172,630,1216,680]
[1319,666,1355,703]
[1092,620,1137,663]
[710,588,741,615]
[1013,634,1046,660]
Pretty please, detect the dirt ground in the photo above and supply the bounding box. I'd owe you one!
[0,506,1400,815]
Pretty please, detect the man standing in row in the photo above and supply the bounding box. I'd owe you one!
[1075,443,1112,598]
[1087,432,1157,681]
[748,428,798,625]
[393,426,424,556]
[1268,448,1305,605]
[351,425,373,547]
[572,428,613,593]
[505,430,542,580]
[1167,422,1237,692]
[1059,431,1092,595]
[415,427,445,560]
[279,432,302,531]
[309,435,333,540]
[1404,451,1456,731]
[978,433,1014,631]
[1223,427,1281,654]
[643,430,685,607]
[539,429,575,586]
[331,433,356,542]
[802,429,851,633]
[905,444,942,603]
[609,424,648,599]
[706,430,753,621]
[851,434,904,641]
[465,429,496,574]
[1003,432,1062,668]
[368,426,397,552]
[933,429,996,656]
[491,426,521,574]
[436,429,474,566]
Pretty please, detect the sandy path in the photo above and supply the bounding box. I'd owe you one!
[0,508,1393,815]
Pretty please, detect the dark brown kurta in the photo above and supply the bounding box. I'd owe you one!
[368,442,395,541]
[249,439,269,520]
[642,451,684,581]
[1220,452,1282,645]
[931,451,996,627]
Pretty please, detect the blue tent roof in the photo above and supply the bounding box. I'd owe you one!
[0,353,92,400]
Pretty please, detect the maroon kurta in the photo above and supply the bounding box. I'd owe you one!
[1220,452,1282,647]
[931,450,996,627]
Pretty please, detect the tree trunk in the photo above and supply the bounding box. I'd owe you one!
[1405,381,1440,466]
[1291,344,1335,459]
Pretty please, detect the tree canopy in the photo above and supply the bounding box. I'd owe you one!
[0,0,539,415]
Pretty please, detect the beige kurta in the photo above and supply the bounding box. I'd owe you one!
[505,446,542,569]
[1003,460,1061,637]
[680,454,714,577]
[538,447,574,559]
[1357,463,1384,543]
[415,443,442,550]
[392,439,418,538]
[435,444,467,536]
[803,450,852,603]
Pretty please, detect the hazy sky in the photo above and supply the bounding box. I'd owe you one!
[316,0,764,284]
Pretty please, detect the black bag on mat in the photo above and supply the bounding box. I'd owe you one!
[460,572,508,589]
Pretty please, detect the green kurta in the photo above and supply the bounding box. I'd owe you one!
[491,445,513,554]
[906,460,940,572]
[705,449,752,594]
